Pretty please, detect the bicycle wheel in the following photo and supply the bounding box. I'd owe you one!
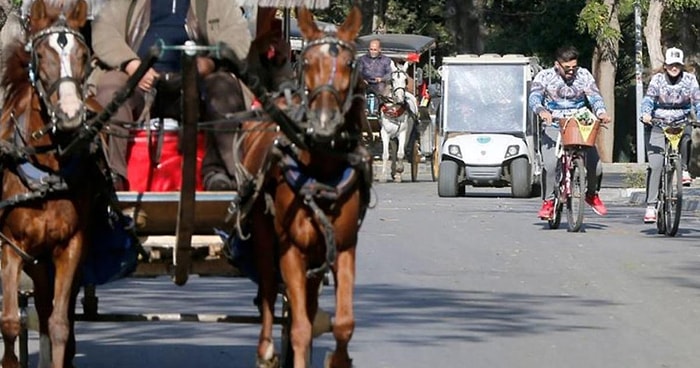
[548,197,563,229]
[566,156,586,232]
[548,165,564,229]
[664,154,683,236]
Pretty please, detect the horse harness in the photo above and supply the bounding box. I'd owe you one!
[226,34,373,279]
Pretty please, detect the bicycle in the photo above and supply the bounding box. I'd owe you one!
[646,116,690,237]
[548,116,602,232]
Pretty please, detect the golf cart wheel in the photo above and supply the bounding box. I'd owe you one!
[510,157,531,198]
[438,160,459,197]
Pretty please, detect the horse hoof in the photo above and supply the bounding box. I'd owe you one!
[393,175,402,183]
[256,354,279,368]
[324,351,353,368]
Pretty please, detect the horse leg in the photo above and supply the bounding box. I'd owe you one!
[1,246,23,368]
[379,127,390,183]
[395,123,407,182]
[279,244,313,368]
[327,246,356,368]
[25,262,55,368]
[253,210,279,367]
[49,237,83,368]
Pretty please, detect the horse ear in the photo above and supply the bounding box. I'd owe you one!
[67,0,89,29]
[30,0,48,23]
[390,61,397,72]
[337,6,362,42]
[297,7,322,40]
[402,61,409,72]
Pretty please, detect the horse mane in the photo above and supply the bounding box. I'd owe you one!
[2,40,32,115]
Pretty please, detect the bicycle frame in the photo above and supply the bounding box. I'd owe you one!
[548,132,588,232]
[653,119,687,236]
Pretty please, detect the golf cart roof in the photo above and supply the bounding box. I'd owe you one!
[443,53,539,65]
[288,18,337,50]
[356,34,437,59]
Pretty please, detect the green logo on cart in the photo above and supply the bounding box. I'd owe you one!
[477,136,491,144]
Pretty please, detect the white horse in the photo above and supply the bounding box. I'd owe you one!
[379,61,418,182]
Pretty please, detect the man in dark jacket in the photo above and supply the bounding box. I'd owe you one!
[91,0,251,191]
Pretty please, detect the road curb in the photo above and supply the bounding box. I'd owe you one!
[612,187,700,212]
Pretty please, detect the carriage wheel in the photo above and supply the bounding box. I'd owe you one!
[410,139,420,182]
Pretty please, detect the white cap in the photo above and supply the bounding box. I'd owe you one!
[665,47,684,65]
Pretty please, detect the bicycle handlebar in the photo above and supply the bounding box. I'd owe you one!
[640,116,698,127]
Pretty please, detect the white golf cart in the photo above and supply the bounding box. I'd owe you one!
[436,54,543,198]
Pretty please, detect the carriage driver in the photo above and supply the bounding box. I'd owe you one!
[358,38,392,114]
[90,0,251,191]
[528,45,611,220]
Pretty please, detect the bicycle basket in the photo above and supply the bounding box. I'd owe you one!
[560,117,600,148]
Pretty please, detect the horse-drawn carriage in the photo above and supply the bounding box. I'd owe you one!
[355,33,438,183]
[1,1,371,367]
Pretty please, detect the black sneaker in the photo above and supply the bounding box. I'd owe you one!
[204,172,234,191]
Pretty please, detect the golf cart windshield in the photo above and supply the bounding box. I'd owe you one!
[444,63,526,134]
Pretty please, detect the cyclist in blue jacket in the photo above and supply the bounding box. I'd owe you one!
[640,47,700,223]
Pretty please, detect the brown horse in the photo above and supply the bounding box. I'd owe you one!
[233,6,370,368]
[0,1,92,367]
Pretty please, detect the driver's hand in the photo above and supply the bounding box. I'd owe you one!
[641,113,652,124]
[598,112,612,124]
[538,110,553,125]
[125,59,160,92]
[374,77,382,83]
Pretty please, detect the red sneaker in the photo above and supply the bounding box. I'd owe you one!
[538,200,555,219]
[585,193,607,216]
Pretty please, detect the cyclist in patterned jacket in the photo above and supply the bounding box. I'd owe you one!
[640,47,700,223]
[528,45,612,220]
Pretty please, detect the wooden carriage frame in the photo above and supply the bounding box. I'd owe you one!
[9,1,342,367]
[355,33,439,182]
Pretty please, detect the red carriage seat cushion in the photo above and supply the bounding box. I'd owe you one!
[126,129,205,192]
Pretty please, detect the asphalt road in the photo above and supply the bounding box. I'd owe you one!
[6,171,700,367]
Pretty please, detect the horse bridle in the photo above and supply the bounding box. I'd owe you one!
[298,35,362,132]
[26,16,91,134]
[390,69,408,101]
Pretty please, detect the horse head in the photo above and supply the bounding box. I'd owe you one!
[297,6,362,143]
[390,61,409,105]
[26,0,90,131]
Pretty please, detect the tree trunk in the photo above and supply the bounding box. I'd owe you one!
[360,0,374,35]
[644,0,665,70]
[445,0,483,53]
[592,0,620,163]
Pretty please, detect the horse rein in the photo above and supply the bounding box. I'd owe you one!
[26,17,91,134]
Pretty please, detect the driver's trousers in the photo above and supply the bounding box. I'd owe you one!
[540,124,603,200]
[94,70,246,186]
